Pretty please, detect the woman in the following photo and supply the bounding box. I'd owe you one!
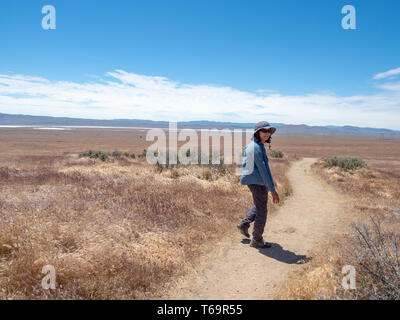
[237,121,280,248]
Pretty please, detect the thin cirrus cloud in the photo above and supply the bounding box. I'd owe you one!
[0,69,399,130]
[373,67,400,80]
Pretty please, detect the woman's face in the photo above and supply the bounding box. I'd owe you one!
[259,129,272,143]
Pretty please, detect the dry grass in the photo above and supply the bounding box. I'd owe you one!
[275,244,344,300]
[277,158,400,300]
[4,128,398,300]
[0,137,291,299]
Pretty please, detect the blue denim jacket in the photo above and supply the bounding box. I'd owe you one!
[240,137,276,192]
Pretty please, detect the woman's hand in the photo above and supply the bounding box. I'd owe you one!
[271,190,280,204]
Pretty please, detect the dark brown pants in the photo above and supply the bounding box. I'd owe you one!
[239,184,268,242]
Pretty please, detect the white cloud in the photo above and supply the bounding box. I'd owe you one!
[373,67,400,80]
[0,70,399,130]
[376,81,400,91]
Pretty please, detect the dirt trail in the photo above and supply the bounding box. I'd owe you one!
[165,158,350,299]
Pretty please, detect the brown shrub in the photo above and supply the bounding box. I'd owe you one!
[335,215,400,300]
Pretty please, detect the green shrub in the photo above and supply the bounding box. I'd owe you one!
[112,150,122,158]
[138,149,147,158]
[268,150,284,158]
[149,150,231,177]
[78,150,109,162]
[324,156,366,171]
[79,150,91,158]
[93,151,109,162]
[154,150,181,169]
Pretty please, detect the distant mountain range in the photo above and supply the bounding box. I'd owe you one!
[1,112,399,137]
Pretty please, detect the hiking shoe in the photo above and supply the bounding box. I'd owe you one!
[250,239,272,248]
[237,223,250,238]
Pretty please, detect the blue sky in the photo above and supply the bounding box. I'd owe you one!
[0,0,399,129]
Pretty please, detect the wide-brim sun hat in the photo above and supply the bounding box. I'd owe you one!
[253,121,276,136]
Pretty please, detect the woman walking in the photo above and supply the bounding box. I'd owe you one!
[237,121,280,248]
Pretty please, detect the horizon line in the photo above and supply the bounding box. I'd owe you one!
[0,111,399,133]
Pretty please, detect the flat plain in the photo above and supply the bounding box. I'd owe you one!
[0,127,399,299]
